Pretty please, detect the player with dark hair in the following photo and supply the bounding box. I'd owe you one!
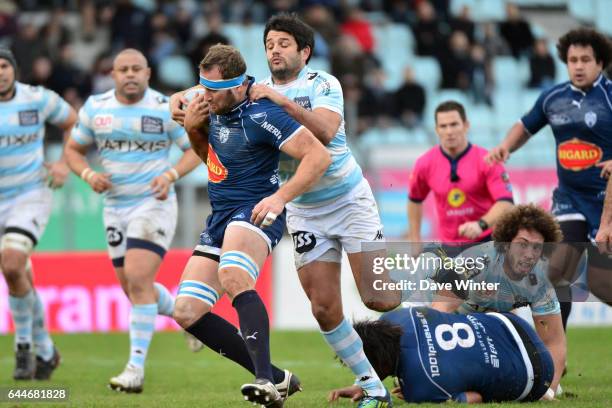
[329,307,555,404]
[170,14,398,406]
[172,44,330,407]
[407,100,514,253]
[487,28,612,329]
[0,48,77,380]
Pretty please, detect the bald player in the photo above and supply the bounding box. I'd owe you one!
[64,49,201,393]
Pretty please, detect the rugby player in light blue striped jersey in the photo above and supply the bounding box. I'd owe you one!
[64,49,201,393]
[0,48,77,381]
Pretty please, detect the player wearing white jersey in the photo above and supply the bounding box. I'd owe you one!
[251,14,401,407]
[430,204,566,393]
[0,48,77,381]
[65,49,200,393]
[170,15,399,407]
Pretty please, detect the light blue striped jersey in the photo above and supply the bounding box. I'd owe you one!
[455,242,560,316]
[71,88,190,208]
[0,82,71,200]
[260,66,363,206]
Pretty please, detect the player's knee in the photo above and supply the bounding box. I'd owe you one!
[173,299,209,328]
[0,252,27,283]
[363,297,398,312]
[310,298,342,327]
[219,269,253,298]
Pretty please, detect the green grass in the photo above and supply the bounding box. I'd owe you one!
[0,328,611,407]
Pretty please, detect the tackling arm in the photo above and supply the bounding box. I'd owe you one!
[533,313,566,392]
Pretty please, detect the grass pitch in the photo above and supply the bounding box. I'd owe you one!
[0,327,611,407]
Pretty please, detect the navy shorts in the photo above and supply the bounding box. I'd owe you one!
[551,187,603,240]
[193,204,286,262]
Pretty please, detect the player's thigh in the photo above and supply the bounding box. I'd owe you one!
[548,220,587,284]
[585,245,612,304]
[124,248,162,282]
[103,207,128,268]
[286,207,343,271]
[1,188,53,271]
[297,259,341,304]
[347,249,400,311]
[124,197,177,275]
[335,180,384,262]
[174,255,224,326]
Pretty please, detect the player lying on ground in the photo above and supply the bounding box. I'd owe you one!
[329,306,556,404]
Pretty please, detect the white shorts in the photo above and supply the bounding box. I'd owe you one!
[103,196,177,266]
[286,178,384,269]
[0,188,53,246]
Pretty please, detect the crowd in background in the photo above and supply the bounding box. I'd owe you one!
[0,0,565,138]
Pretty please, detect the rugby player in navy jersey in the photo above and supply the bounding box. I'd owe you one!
[329,307,555,404]
[172,44,330,407]
[486,28,612,329]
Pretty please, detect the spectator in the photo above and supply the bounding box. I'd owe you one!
[481,22,510,58]
[412,0,448,57]
[330,33,369,86]
[449,5,475,44]
[40,7,70,62]
[70,1,112,72]
[0,1,17,44]
[12,23,47,82]
[528,38,556,89]
[358,66,394,128]
[393,67,426,127]
[30,55,53,88]
[439,30,473,90]
[91,52,114,94]
[188,13,230,79]
[110,0,153,52]
[49,44,91,99]
[499,3,534,59]
[470,44,492,105]
[302,4,338,58]
[340,7,375,54]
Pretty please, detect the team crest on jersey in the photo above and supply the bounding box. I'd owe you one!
[18,110,39,126]
[93,114,113,133]
[249,112,267,124]
[142,116,163,134]
[447,188,466,208]
[557,138,602,171]
[585,111,597,128]
[206,143,228,183]
[218,126,230,143]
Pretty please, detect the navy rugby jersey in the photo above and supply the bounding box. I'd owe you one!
[521,74,612,196]
[206,96,303,211]
[383,307,551,403]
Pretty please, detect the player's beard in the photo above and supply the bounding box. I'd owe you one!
[269,55,301,82]
[0,80,16,100]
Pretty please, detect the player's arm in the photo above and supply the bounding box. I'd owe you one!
[459,200,513,240]
[251,128,331,226]
[250,84,341,145]
[454,391,483,403]
[64,136,112,193]
[182,92,209,162]
[45,106,78,189]
[406,201,423,241]
[533,312,566,392]
[431,288,464,312]
[150,148,201,200]
[486,121,531,164]
[595,175,612,253]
